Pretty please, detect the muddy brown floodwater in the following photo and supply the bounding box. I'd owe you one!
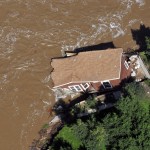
[0,0,150,150]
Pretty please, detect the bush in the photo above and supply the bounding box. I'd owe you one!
[145,36,150,57]
[50,83,150,150]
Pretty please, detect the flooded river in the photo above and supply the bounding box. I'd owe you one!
[0,0,150,149]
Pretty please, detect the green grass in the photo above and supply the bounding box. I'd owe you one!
[56,126,82,150]
[42,123,49,129]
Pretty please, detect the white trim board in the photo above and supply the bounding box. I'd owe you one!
[80,83,90,90]
[53,77,120,89]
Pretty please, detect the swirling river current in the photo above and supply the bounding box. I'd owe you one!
[0,0,150,149]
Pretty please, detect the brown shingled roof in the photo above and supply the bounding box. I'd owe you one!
[51,48,123,87]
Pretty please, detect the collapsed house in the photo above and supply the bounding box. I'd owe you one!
[51,48,133,100]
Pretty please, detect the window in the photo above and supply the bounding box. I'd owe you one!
[69,86,76,92]
[69,85,83,92]
[102,81,112,89]
[124,61,129,70]
[75,85,82,91]
[81,83,89,90]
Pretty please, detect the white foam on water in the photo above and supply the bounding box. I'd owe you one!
[8,11,20,18]
[135,0,145,6]
[60,0,134,52]
[82,0,88,5]
[110,22,125,38]
[120,0,134,9]
[91,23,108,38]
[37,0,47,4]
[128,19,139,26]
[41,74,51,83]
[50,3,59,12]
[15,60,35,71]
[61,21,110,52]
[0,74,9,84]
[121,0,145,8]
[42,99,51,105]
[0,27,34,58]
[61,0,76,4]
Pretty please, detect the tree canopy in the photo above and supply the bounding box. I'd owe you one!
[50,82,150,150]
[103,83,150,150]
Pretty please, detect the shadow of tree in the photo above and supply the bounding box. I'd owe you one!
[74,41,115,53]
[131,24,150,51]
[48,138,72,150]
[52,99,68,115]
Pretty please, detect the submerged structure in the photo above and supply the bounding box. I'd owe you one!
[51,48,150,101]
[51,48,132,100]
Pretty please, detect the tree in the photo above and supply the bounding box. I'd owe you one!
[71,118,106,150]
[145,36,150,56]
[51,82,150,150]
[49,138,72,150]
[71,119,89,141]
[103,82,150,150]
[86,97,97,109]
